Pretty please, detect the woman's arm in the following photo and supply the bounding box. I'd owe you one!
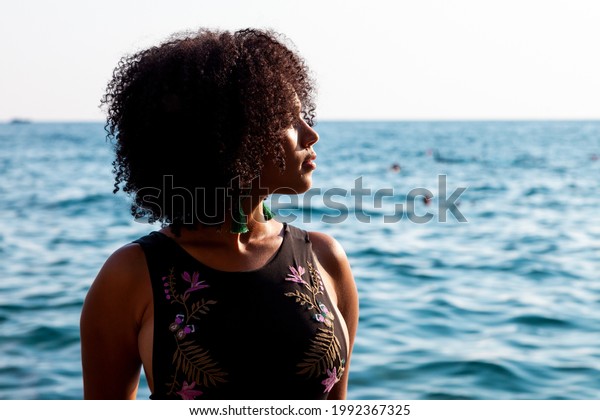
[309,231,359,400]
[80,244,150,399]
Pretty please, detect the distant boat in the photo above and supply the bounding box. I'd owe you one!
[9,118,32,124]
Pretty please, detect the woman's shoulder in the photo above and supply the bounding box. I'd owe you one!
[98,242,148,280]
[306,231,357,307]
[83,242,151,321]
[81,241,152,399]
[307,231,348,266]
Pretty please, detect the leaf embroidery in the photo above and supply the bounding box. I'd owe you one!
[189,298,218,320]
[284,290,315,310]
[306,261,325,293]
[173,340,227,388]
[161,267,226,398]
[284,261,344,384]
[297,327,342,378]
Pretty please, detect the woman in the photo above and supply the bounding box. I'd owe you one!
[81,28,358,400]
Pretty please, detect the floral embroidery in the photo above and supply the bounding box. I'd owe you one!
[162,276,172,300]
[182,271,209,298]
[313,302,334,327]
[285,265,308,285]
[169,314,185,331]
[321,368,339,393]
[284,261,344,388]
[162,267,226,398]
[176,324,195,340]
[176,381,204,400]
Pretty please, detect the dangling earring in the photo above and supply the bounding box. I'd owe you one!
[263,201,275,221]
[230,200,275,233]
[230,202,249,234]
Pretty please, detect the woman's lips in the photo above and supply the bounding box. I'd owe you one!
[302,154,317,170]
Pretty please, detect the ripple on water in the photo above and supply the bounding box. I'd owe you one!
[509,314,573,329]
[2,325,80,351]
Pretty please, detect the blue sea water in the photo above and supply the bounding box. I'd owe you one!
[0,121,599,399]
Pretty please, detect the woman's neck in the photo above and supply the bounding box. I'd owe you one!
[160,193,280,248]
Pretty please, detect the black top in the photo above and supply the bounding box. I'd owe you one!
[133,223,348,400]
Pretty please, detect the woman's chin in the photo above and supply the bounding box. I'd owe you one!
[270,179,313,195]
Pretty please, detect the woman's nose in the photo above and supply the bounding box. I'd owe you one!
[301,121,319,149]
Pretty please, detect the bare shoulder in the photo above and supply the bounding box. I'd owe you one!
[96,243,147,280]
[94,244,147,286]
[308,231,349,272]
[81,242,151,399]
[82,243,150,325]
[308,231,358,313]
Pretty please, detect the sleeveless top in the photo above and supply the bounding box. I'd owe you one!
[133,223,348,400]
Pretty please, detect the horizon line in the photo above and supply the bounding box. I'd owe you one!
[3,117,600,124]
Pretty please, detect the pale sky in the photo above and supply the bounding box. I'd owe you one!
[1,0,599,121]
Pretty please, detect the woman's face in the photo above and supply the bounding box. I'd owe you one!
[259,102,319,195]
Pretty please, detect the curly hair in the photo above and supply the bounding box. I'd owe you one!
[101,28,316,233]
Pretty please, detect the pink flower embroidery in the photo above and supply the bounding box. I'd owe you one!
[313,302,334,327]
[182,271,209,297]
[176,324,195,340]
[162,276,171,300]
[285,265,307,285]
[176,381,203,400]
[321,368,339,393]
[169,314,185,332]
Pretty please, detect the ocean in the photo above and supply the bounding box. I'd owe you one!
[0,121,599,399]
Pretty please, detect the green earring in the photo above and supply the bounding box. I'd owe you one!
[230,204,249,234]
[263,202,275,221]
[230,201,275,234]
